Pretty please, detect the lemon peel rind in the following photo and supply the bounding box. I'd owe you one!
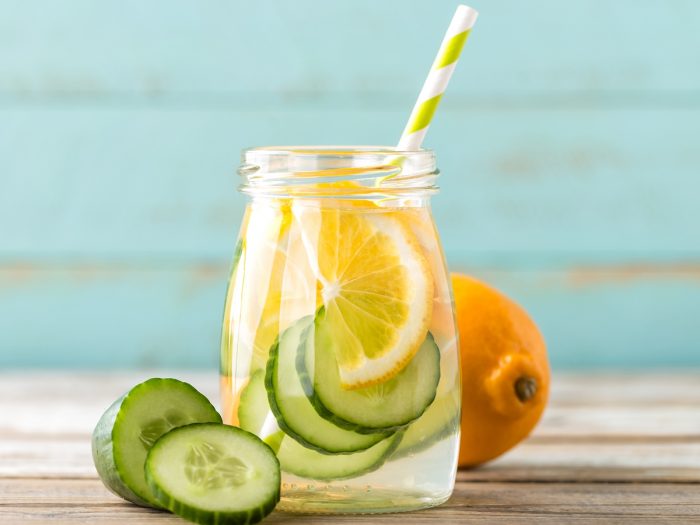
[330,214,434,389]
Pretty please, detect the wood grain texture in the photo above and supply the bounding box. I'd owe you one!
[0,372,698,523]
[2,479,699,524]
[2,0,699,96]
[1,0,699,368]
[2,107,699,256]
[1,263,697,368]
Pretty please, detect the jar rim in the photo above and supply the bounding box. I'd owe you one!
[239,145,438,198]
[242,145,435,157]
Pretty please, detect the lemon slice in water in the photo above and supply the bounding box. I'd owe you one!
[295,206,433,389]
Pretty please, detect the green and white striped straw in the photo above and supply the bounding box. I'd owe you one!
[397,5,478,150]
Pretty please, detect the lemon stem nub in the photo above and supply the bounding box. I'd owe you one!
[515,376,537,403]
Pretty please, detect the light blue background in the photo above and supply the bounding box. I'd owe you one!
[1,1,698,368]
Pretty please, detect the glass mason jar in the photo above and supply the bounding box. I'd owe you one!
[220,146,460,514]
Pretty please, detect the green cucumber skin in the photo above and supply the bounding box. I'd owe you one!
[263,431,285,454]
[334,430,404,480]
[147,482,278,525]
[298,327,441,434]
[92,378,222,509]
[278,431,405,481]
[237,370,284,454]
[264,323,321,453]
[145,423,280,525]
[237,370,267,433]
[264,319,390,455]
[390,381,461,460]
[391,413,460,460]
[92,395,155,508]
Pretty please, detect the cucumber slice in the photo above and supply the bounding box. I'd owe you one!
[92,378,221,508]
[391,389,460,460]
[238,370,284,453]
[301,326,441,432]
[277,431,404,481]
[146,423,280,525]
[238,370,270,434]
[265,317,391,454]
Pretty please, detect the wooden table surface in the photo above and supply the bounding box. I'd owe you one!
[1,372,699,524]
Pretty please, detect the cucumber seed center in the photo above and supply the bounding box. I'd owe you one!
[139,410,187,449]
[184,441,251,489]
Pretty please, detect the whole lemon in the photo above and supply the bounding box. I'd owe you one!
[452,273,550,467]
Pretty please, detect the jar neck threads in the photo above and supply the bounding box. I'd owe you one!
[239,146,438,200]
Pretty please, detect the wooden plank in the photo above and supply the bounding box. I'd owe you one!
[0,372,221,435]
[464,268,700,369]
[548,373,700,405]
[2,0,700,97]
[3,2,700,372]
[1,373,698,481]
[537,405,700,436]
[3,382,700,437]
[2,107,700,258]
[1,264,698,368]
[1,373,698,521]
[476,440,700,482]
[3,435,699,482]
[2,373,699,434]
[1,104,698,369]
[0,266,225,368]
[1,479,699,523]
[4,372,699,411]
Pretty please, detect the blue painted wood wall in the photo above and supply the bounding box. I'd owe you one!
[1,0,698,368]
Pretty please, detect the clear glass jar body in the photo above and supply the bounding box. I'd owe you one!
[220,147,460,513]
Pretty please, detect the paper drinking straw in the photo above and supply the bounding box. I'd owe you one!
[397,5,478,150]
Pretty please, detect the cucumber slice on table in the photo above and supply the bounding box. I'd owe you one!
[277,431,404,481]
[92,378,221,508]
[300,326,441,432]
[146,423,280,525]
[265,317,392,454]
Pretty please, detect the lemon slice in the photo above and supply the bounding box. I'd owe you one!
[232,200,312,374]
[399,208,457,351]
[295,206,433,389]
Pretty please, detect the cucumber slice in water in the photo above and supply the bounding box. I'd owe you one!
[238,370,284,452]
[301,326,441,432]
[391,388,460,460]
[240,365,399,480]
[265,317,392,454]
[92,378,221,508]
[238,370,270,433]
[277,431,404,481]
[146,423,280,525]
